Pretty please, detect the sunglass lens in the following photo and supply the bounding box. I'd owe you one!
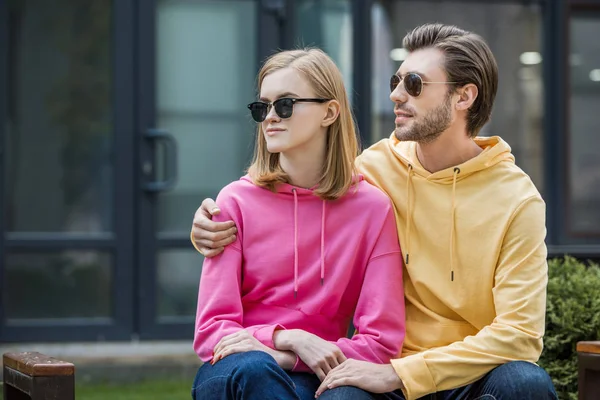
[390,75,400,93]
[274,98,294,119]
[248,102,268,122]
[404,73,423,97]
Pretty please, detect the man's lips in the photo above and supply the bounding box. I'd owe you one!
[395,110,413,124]
[394,109,414,117]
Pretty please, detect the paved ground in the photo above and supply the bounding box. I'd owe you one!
[0,341,201,384]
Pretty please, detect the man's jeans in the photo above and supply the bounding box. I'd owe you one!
[191,351,558,400]
[393,360,559,400]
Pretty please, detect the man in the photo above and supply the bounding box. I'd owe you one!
[190,23,557,399]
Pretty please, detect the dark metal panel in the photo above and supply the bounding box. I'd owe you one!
[138,320,194,340]
[0,0,8,341]
[542,0,568,246]
[113,0,137,339]
[135,0,158,339]
[258,0,287,64]
[5,233,115,249]
[1,323,131,342]
[352,0,373,148]
[570,0,600,7]
[547,245,600,261]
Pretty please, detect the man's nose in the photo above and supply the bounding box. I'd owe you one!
[390,84,409,104]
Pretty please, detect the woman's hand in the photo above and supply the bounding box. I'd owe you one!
[274,330,347,381]
[212,330,295,370]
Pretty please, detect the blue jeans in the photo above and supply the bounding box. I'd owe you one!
[391,361,558,400]
[191,352,557,400]
[191,351,380,400]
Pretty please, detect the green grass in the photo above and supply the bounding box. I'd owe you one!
[2,380,192,400]
[75,380,192,400]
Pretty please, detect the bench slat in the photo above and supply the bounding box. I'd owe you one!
[577,341,600,355]
[3,352,74,376]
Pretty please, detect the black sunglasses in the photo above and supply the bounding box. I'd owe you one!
[390,73,456,97]
[247,97,330,123]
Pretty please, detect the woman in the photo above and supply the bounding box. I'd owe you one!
[192,48,405,400]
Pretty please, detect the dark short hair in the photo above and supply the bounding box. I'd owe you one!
[403,23,498,137]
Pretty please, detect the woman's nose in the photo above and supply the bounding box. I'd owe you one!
[264,104,280,122]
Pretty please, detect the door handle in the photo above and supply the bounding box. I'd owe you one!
[143,128,178,192]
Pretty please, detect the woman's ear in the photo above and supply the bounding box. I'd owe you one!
[455,83,478,111]
[322,100,341,127]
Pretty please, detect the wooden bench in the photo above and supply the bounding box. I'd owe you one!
[577,341,600,400]
[2,352,74,400]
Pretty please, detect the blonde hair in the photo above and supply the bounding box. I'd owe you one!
[247,48,359,201]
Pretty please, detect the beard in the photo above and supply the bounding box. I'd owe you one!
[394,93,453,144]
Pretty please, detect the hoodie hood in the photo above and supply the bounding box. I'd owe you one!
[241,174,365,194]
[389,134,515,184]
[241,174,364,297]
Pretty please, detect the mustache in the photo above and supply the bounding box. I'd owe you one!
[395,106,416,116]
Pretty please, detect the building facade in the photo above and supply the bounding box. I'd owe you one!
[1,0,599,342]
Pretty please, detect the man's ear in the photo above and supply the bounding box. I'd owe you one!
[455,83,478,111]
[322,100,341,127]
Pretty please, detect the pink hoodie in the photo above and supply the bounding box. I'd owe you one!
[193,175,405,372]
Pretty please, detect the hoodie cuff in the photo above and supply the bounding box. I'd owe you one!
[252,324,285,349]
[391,354,435,400]
[292,356,311,372]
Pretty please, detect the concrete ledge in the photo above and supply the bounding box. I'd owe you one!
[0,341,202,384]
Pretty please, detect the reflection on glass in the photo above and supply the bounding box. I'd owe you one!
[157,249,202,318]
[156,0,257,234]
[569,15,600,234]
[4,251,112,319]
[295,0,353,99]
[5,0,113,233]
[371,1,544,193]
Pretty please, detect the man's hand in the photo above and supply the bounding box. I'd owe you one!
[191,198,237,257]
[315,359,403,397]
[274,330,346,381]
[212,330,295,370]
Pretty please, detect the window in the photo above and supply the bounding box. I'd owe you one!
[295,0,353,99]
[568,13,600,236]
[3,0,114,320]
[5,0,113,233]
[155,0,257,234]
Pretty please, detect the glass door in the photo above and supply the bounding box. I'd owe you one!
[136,0,264,339]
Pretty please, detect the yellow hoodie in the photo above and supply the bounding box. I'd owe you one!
[356,134,548,400]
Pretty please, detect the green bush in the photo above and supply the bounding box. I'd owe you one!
[539,256,600,400]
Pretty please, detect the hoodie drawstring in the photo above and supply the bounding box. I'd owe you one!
[292,188,327,299]
[293,189,299,298]
[405,164,414,265]
[450,167,460,281]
